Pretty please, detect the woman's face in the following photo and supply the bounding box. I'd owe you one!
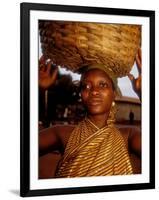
[81,69,115,116]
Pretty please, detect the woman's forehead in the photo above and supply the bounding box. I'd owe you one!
[81,68,112,82]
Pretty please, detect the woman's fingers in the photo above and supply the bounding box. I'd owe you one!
[50,67,58,83]
[128,73,135,83]
[138,48,142,63]
[128,73,136,91]
[136,48,141,72]
[128,73,141,89]
[39,55,46,65]
[46,61,52,74]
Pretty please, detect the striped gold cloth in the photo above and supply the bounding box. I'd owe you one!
[55,118,133,177]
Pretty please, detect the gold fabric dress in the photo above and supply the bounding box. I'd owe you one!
[56,118,133,178]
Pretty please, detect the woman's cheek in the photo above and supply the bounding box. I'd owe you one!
[103,89,114,99]
[81,90,89,103]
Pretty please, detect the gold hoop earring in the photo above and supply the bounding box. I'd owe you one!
[107,101,116,126]
[112,101,115,107]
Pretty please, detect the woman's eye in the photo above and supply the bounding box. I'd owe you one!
[81,84,91,90]
[99,82,108,88]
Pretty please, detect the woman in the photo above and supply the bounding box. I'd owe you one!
[39,49,141,177]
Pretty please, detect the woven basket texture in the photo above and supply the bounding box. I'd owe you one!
[39,21,141,77]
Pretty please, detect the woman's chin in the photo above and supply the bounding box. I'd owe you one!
[87,105,111,116]
[87,108,105,115]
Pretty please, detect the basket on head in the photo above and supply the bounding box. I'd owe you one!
[39,21,141,78]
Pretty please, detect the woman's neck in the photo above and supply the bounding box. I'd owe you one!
[87,113,109,129]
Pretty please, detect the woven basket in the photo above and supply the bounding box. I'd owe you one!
[39,21,141,77]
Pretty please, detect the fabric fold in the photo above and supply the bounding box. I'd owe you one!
[55,118,133,178]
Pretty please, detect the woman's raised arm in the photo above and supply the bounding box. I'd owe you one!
[39,55,58,90]
[128,48,142,100]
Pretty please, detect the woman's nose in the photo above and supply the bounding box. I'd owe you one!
[91,87,99,96]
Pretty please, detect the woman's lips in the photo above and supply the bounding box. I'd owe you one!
[87,98,103,106]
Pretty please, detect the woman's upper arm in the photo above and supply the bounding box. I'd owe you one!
[57,125,75,149]
[39,127,60,153]
[39,125,75,154]
[128,127,141,158]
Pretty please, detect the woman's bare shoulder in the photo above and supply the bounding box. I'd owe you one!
[40,124,75,134]
[50,124,76,148]
[39,124,76,152]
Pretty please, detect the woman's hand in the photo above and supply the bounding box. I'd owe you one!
[128,48,142,100]
[39,55,58,90]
